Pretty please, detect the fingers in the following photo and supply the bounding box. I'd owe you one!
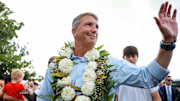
[172,9,177,20]
[159,1,177,20]
[159,2,168,18]
[163,1,168,16]
[167,5,172,17]
[154,17,161,27]
[159,3,165,19]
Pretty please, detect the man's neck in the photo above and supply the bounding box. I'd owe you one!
[165,84,171,87]
[74,42,94,57]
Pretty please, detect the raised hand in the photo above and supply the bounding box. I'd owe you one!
[154,1,178,42]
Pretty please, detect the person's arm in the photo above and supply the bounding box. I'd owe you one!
[0,80,5,98]
[154,1,178,69]
[150,86,162,101]
[152,91,162,101]
[3,93,23,101]
[0,87,4,98]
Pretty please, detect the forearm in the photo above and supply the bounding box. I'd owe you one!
[154,1,178,70]
[3,93,23,101]
[156,48,173,69]
[109,57,169,88]
[152,91,162,101]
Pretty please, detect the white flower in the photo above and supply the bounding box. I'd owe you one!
[75,95,91,101]
[56,76,71,87]
[83,70,96,82]
[85,61,97,71]
[58,58,73,73]
[70,41,75,48]
[81,82,95,96]
[61,86,75,101]
[96,70,104,76]
[84,48,100,61]
[59,47,73,58]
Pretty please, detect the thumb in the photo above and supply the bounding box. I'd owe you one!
[154,17,161,27]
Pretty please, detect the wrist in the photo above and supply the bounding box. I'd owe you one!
[162,37,176,43]
[160,40,176,51]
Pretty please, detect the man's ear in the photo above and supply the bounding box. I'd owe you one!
[72,28,76,37]
[122,56,125,59]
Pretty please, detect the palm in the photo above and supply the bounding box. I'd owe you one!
[154,2,178,42]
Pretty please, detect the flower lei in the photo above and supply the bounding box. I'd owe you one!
[48,42,116,101]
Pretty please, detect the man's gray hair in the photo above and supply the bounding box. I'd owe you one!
[72,12,98,29]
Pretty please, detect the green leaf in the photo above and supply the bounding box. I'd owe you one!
[106,65,114,68]
[73,62,78,65]
[104,92,113,101]
[100,50,110,57]
[96,45,104,50]
[0,1,38,80]
[40,95,54,98]
[108,94,114,101]
[107,80,117,90]
[51,82,57,87]
[64,42,68,47]
[51,72,68,77]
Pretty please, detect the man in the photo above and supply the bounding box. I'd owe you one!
[36,1,178,101]
[122,46,139,65]
[159,76,179,101]
[116,46,161,101]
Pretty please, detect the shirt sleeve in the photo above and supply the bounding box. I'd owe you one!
[108,56,169,88]
[36,67,54,101]
[150,86,159,93]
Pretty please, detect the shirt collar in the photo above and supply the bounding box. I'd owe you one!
[165,84,171,88]
[71,54,87,62]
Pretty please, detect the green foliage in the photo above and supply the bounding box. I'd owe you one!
[96,45,104,50]
[0,1,36,80]
[100,50,110,57]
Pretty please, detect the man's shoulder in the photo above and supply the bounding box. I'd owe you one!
[172,86,179,92]
[159,85,165,91]
[107,56,126,64]
[159,85,165,88]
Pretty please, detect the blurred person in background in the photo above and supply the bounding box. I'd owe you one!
[2,69,25,101]
[159,76,179,101]
[116,46,161,101]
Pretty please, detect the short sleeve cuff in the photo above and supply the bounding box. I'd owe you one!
[150,86,159,93]
[147,59,170,81]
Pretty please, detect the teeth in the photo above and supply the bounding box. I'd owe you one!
[88,33,96,37]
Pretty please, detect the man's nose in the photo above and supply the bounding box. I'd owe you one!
[91,25,98,33]
[129,56,133,60]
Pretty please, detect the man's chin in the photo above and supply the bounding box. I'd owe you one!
[89,40,97,45]
[85,41,96,47]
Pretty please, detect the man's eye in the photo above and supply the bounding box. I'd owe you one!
[87,23,91,26]
[96,25,99,29]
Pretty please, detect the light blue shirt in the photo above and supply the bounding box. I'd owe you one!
[37,55,169,101]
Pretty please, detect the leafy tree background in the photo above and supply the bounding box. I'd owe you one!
[0,1,38,80]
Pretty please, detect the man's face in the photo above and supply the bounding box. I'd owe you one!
[165,77,172,86]
[72,15,99,46]
[123,55,138,64]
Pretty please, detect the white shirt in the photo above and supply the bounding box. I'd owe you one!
[117,85,159,101]
[165,84,172,100]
